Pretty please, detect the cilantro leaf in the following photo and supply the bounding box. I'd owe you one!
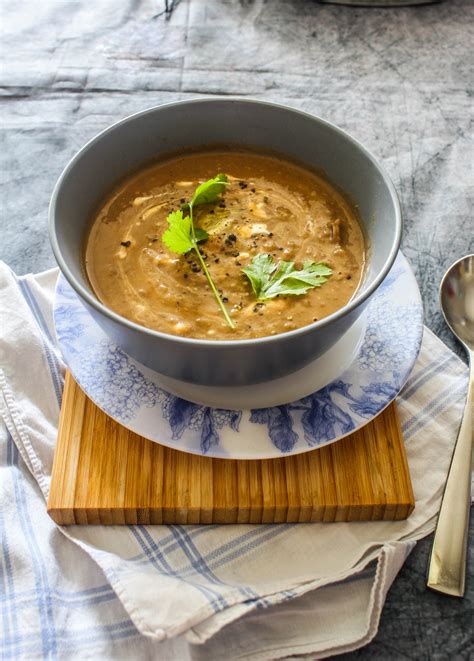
[162,210,208,255]
[161,175,235,329]
[242,254,332,301]
[162,210,194,254]
[194,226,209,243]
[240,253,277,299]
[190,173,228,207]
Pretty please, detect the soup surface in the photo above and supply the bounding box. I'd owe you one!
[85,150,365,340]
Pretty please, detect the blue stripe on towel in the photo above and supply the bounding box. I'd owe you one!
[8,433,58,659]
[170,525,259,601]
[1,433,141,659]
[401,352,456,400]
[129,526,227,612]
[403,379,467,439]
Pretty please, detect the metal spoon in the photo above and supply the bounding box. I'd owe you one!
[427,254,474,597]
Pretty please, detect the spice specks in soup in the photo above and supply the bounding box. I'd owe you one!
[85,150,365,340]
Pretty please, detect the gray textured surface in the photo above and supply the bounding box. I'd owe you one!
[0,0,472,657]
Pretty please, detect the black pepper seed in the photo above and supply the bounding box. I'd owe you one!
[180,198,186,204]
[236,261,242,266]
[222,297,229,303]
[214,258,220,263]
[239,181,248,189]
[231,250,240,258]
[120,241,131,248]
[268,233,273,238]
[346,275,352,280]
[251,188,256,193]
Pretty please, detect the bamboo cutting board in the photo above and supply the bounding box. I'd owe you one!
[47,373,415,525]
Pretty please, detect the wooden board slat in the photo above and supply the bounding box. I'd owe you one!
[47,373,415,525]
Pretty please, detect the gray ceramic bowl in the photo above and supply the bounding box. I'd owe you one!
[49,98,402,386]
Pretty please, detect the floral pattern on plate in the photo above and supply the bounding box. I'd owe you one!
[54,252,423,459]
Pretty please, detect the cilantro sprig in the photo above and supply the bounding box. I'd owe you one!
[162,174,235,329]
[242,254,332,301]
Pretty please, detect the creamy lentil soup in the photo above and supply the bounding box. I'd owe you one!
[85,150,365,340]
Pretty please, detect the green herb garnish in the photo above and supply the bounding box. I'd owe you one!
[242,253,332,301]
[190,173,228,207]
[162,174,235,329]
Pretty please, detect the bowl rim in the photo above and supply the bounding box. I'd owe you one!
[49,97,403,348]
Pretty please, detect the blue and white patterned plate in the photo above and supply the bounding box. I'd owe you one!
[54,252,423,459]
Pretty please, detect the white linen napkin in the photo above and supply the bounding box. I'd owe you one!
[0,262,470,659]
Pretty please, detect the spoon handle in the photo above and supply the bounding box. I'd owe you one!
[427,356,473,597]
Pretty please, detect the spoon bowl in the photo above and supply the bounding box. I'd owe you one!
[440,254,474,350]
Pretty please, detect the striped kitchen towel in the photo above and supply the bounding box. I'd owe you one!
[0,262,470,660]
